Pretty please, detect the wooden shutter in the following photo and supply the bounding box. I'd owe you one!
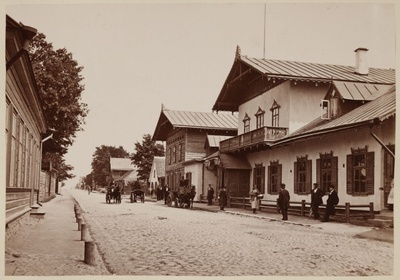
[366,152,375,195]
[316,158,321,187]
[278,164,282,193]
[306,160,312,194]
[267,166,271,194]
[261,166,266,193]
[331,156,338,190]
[346,154,353,194]
[294,161,298,194]
[253,167,256,188]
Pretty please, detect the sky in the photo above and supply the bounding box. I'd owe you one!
[3,0,396,188]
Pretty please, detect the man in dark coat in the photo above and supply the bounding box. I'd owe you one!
[278,183,290,220]
[218,186,227,211]
[207,184,215,206]
[322,185,339,222]
[311,183,324,219]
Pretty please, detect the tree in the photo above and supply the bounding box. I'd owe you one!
[91,145,129,187]
[131,134,165,182]
[29,33,88,180]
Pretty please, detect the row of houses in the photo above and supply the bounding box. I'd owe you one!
[150,46,395,213]
[5,15,60,236]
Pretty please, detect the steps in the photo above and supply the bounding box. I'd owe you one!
[30,204,46,219]
[368,210,393,228]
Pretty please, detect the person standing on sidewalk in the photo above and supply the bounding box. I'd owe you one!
[322,185,339,222]
[250,185,260,214]
[310,183,324,219]
[278,183,290,220]
[218,186,227,211]
[387,177,394,211]
[207,184,215,206]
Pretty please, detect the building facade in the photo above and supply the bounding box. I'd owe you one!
[213,47,395,212]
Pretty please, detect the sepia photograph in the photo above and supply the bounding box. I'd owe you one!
[2,0,397,278]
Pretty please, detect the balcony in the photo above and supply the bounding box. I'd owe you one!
[220,126,289,153]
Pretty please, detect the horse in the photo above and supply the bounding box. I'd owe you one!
[113,186,121,204]
[106,187,113,204]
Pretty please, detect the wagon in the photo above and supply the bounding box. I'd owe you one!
[130,189,145,203]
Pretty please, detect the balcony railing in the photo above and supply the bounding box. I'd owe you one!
[220,126,288,152]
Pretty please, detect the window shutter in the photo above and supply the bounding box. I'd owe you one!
[261,166,266,193]
[306,160,312,194]
[346,154,353,194]
[278,164,282,192]
[366,152,375,195]
[253,168,256,187]
[316,158,320,187]
[267,166,271,194]
[332,156,338,190]
[294,162,298,194]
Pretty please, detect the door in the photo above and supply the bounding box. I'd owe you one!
[383,145,395,207]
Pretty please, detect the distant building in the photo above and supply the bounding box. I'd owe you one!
[110,157,138,188]
[152,106,238,200]
[5,15,46,235]
[148,156,166,193]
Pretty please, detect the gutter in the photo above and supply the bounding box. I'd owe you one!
[370,131,395,159]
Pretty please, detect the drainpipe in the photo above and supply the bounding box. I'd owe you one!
[36,133,53,205]
[370,131,395,159]
[6,25,37,71]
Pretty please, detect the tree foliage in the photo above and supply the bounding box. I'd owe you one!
[131,134,165,182]
[91,145,129,187]
[29,33,88,180]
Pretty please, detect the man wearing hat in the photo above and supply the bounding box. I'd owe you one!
[311,183,324,219]
[278,183,290,220]
[322,185,339,222]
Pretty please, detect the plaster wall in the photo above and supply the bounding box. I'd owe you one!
[184,162,203,201]
[246,120,394,211]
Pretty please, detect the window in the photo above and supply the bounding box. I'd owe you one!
[168,148,172,164]
[270,100,280,127]
[243,114,250,133]
[173,146,176,163]
[10,111,18,187]
[347,147,374,195]
[317,152,338,194]
[253,163,265,193]
[255,107,265,129]
[178,143,184,162]
[294,156,311,194]
[268,161,282,194]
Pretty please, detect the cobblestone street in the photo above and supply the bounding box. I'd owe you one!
[70,189,393,276]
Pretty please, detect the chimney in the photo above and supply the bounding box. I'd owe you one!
[354,47,369,75]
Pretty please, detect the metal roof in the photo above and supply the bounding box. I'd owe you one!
[163,110,237,129]
[110,158,134,171]
[276,86,396,145]
[241,56,395,84]
[206,135,233,148]
[333,81,393,101]
[153,108,238,141]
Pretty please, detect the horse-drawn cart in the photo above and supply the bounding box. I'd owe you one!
[130,189,145,203]
[166,180,196,208]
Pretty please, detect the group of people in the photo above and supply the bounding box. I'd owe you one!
[207,184,227,210]
[248,183,339,222]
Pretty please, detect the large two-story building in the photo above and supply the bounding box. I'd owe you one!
[212,47,395,212]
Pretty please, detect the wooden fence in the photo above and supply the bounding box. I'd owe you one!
[229,196,375,223]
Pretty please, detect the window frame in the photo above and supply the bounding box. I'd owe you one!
[270,100,280,127]
[294,155,312,195]
[255,107,265,129]
[243,113,250,133]
[268,161,282,194]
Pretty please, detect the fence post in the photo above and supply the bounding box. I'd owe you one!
[276,198,280,213]
[345,202,350,223]
[369,202,375,219]
[301,200,305,216]
[78,217,83,231]
[81,223,87,241]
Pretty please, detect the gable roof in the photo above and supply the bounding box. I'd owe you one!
[213,51,395,112]
[153,156,165,177]
[110,157,134,171]
[153,107,238,141]
[205,135,233,148]
[274,86,396,146]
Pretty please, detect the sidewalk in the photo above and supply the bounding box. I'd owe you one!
[4,190,110,276]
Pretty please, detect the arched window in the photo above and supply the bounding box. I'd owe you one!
[270,100,281,127]
[243,113,250,133]
[255,107,265,129]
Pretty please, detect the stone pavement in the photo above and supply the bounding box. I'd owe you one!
[4,191,110,276]
[4,189,393,276]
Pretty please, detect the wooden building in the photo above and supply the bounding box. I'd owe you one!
[5,15,46,233]
[148,156,166,193]
[213,47,395,212]
[152,106,238,200]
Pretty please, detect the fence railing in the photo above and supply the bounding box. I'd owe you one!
[229,196,375,223]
